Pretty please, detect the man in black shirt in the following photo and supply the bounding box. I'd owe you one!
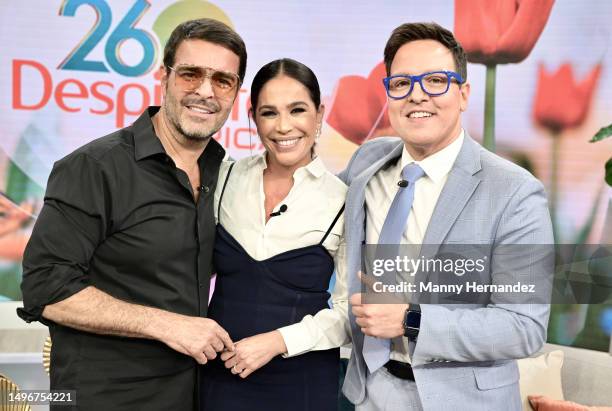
[18,18,247,410]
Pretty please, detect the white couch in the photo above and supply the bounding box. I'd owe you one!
[541,343,612,407]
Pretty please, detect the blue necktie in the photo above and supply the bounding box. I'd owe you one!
[362,163,425,374]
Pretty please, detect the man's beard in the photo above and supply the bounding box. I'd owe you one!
[164,92,225,141]
[173,117,213,142]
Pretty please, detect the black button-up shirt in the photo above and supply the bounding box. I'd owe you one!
[18,107,224,390]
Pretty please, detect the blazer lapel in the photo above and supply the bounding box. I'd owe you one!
[422,135,482,255]
[345,141,404,245]
[345,140,404,385]
[345,141,404,294]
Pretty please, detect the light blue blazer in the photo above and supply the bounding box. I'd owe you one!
[338,134,554,411]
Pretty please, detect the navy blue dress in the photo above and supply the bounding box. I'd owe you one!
[201,163,344,411]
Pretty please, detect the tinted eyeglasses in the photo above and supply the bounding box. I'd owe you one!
[168,65,240,97]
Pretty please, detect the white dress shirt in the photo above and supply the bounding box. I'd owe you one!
[214,153,351,357]
[364,130,464,363]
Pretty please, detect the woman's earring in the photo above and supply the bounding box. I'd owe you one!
[315,126,321,141]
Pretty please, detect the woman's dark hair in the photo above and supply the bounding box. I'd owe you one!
[250,58,321,112]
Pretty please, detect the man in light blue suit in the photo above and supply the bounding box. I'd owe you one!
[338,22,554,411]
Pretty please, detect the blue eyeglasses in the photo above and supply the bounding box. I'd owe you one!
[383,71,464,99]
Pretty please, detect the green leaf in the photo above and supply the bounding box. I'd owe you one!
[606,158,612,187]
[590,124,612,142]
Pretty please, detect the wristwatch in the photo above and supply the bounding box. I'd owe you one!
[403,304,421,340]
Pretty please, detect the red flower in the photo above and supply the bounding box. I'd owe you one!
[533,63,602,134]
[455,0,555,65]
[326,62,395,145]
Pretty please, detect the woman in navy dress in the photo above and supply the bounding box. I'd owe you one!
[201,58,350,411]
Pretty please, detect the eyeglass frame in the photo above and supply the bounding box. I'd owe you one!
[166,64,241,96]
[382,70,464,100]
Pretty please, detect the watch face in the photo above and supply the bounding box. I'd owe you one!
[403,309,420,339]
[405,311,421,329]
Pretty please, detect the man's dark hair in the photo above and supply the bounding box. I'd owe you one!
[250,58,321,111]
[163,18,247,83]
[384,22,467,82]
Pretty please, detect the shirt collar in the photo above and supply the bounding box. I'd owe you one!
[133,107,166,161]
[133,106,226,163]
[300,156,326,179]
[247,152,326,179]
[400,129,464,183]
[247,152,268,170]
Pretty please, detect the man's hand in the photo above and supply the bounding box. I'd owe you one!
[153,313,234,365]
[220,331,287,378]
[351,271,408,339]
[41,286,234,365]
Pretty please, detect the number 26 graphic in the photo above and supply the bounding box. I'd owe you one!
[58,0,157,77]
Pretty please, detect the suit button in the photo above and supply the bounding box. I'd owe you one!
[203,186,210,193]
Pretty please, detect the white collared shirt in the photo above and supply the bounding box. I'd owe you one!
[364,130,464,363]
[214,153,350,357]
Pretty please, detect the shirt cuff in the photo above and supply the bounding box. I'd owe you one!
[16,306,43,323]
[20,265,90,324]
[277,323,313,358]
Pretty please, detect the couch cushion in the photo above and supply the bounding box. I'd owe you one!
[518,350,564,410]
[542,343,612,407]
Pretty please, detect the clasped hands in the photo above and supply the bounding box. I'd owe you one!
[221,330,287,378]
[162,315,286,379]
[172,271,406,378]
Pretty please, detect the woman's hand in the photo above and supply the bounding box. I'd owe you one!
[220,330,287,378]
